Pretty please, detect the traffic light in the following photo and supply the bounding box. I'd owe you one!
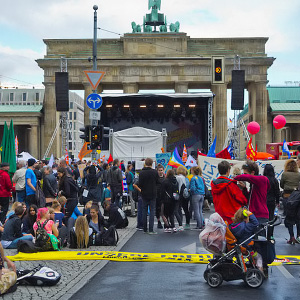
[212,56,225,83]
[90,125,102,150]
[79,125,91,142]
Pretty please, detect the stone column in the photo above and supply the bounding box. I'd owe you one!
[274,127,282,143]
[247,83,257,146]
[175,82,188,93]
[255,82,269,151]
[43,83,58,157]
[211,84,228,152]
[123,83,139,94]
[29,125,38,159]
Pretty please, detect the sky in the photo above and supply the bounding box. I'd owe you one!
[1,0,300,90]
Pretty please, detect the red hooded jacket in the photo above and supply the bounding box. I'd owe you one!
[0,170,13,197]
[211,176,248,224]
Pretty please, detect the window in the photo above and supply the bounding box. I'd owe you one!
[36,93,40,102]
[69,122,72,130]
[70,102,73,109]
[73,122,76,130]
[69,142,72,150]
[69,112,72,120]
[68,132,72,140]
[9,93,14,101]
[74,112,77,120]
[22,93,27,101]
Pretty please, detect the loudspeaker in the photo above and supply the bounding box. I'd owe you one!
[231,70,245,110]
[55,72,69,111]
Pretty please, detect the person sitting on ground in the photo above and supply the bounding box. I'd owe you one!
[0,243,17,295]
[1,206,33,249]
[6,202,22,221]
[103,200,129,229]
[33,208,59,238]
[86,204,105,234]
[211,160,248,224]
[22,205,37,235]
[58,196,67,215]
[52,200,64,228]
[69,216,93,249]
[83,201,93,215]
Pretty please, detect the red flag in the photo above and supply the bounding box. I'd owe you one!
[65,147,69,165]
[197,149,207,157]
[216,148,231,159]
[107,153,113,164]
[246,138,257,161]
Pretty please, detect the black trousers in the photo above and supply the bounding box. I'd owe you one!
[0,197,9,224]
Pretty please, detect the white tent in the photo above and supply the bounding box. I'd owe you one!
[112,127,164,161]
[18,151,37,162]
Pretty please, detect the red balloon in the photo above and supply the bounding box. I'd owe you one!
[247,121,260,135]
[273,115,286,130]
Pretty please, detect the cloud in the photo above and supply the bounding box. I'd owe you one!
[0,45,44,87]
[0,0,300,87]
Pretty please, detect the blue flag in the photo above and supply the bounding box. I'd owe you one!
[282,139,291,158]
[207,136,217,158]
[227,142,234,159]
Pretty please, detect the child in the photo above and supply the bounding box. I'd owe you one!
[52,200,64,228]
[230,207,263,271]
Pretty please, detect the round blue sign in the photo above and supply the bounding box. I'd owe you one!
[86,93,103,109]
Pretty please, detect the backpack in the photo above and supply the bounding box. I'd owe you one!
[180,183,190,199]
[101,226,119,246]
[35,220,52,250]
[286,190,300,218]
[35,181,46,208]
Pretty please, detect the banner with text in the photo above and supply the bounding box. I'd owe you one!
[198,156,286,189]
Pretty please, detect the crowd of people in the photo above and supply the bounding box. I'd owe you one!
[0,158,129,252]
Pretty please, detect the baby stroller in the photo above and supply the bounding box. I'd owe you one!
[200,213,281,288]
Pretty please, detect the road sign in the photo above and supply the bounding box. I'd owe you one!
[86,93,102,109]
[89,111,101,120]
[84,70,105,90]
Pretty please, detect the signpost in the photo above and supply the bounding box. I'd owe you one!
[86,93,103,109]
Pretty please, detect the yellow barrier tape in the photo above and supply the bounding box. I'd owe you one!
[7,251,212,263]
[6,251,300,265]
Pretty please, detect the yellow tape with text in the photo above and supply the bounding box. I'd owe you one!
[6,251,300,265]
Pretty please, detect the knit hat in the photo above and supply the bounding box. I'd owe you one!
[28,158,36,167]
[0,162,9,168]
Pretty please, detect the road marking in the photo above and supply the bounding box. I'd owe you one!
[277,265,294,279]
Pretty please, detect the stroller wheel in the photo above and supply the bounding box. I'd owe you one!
[207,272,223,288]
[244,269,264,288]
[203,269,209,282]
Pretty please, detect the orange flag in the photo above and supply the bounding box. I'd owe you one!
[182,144,187,163]
[78,142,92,161]
[246,138,257,161]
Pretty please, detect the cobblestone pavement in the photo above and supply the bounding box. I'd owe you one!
[2,217,137,300]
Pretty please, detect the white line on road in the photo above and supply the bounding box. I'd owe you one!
[277,265,294,279]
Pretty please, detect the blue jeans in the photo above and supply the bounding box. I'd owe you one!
[142,198,156,232]
[192,194,204,228]
[137,196,143,229]
[3,235,33,249]
[16,189,26,203]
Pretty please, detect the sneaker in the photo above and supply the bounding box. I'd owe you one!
[178,226,184,232]
[172,227,177,233]
[184,224,190,230]
[164,228,171,233]
[295,237,300,244]
[136,227,143,231]
[157,221,163,229]
[287,238,296,245]
[148,231,158,235]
